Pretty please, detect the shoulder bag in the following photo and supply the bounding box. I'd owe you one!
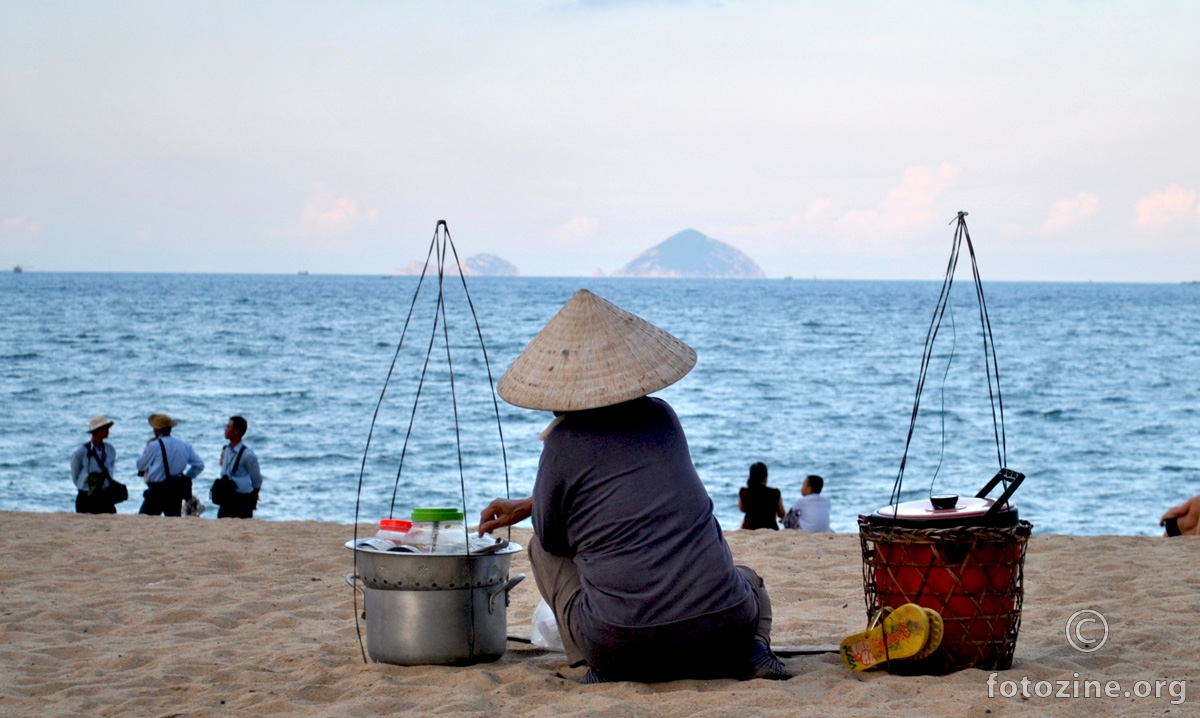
[86,443,129,504]
[210,445,245,506]
[157,438,192,505]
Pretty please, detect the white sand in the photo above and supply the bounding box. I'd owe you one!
[0,511,1193,717]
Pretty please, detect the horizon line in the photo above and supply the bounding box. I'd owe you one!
[4,270,1198,285]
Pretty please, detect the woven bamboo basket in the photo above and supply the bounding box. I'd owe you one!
[858,517,1032,674]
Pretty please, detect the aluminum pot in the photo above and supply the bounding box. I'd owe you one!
[345,539,524,666]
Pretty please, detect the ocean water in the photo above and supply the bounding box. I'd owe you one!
[2,272,1198,536]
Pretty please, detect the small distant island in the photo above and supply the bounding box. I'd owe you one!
[392,253,520,277]
[612,229,764,279]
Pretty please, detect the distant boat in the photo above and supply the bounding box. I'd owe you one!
[298,271,309,276]
[783,275,793,281]
[12,265,23,274]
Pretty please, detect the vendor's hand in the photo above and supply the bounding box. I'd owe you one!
[478,497,533,536]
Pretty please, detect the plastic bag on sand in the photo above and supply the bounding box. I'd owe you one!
[531,599,564,651]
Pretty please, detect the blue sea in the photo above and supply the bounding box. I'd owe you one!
[2,272,1198,536]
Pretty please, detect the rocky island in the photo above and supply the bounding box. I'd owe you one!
[392,253,520,277]
[612,229,764,278]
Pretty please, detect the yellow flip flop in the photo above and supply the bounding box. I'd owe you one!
[840,604,930,671]
[909,607,944,661]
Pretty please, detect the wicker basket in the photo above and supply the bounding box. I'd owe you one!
[858,516,1032,674]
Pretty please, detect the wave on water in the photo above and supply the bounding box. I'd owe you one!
[166,361,208,370]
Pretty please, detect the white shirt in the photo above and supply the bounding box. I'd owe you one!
[136,435,205,484]
[220,441,262,494]
[70,440,116,491]
[786,493,832,533]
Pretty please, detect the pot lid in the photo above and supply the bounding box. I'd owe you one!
[874,494,1013,522]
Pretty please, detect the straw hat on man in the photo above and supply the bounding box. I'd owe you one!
[480,289,788,684]
[148,413,178,430]
[87,415,115,434]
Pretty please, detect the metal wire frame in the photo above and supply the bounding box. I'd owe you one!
[350,220,511,663]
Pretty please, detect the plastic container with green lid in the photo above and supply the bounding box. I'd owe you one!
[411,507,466,553]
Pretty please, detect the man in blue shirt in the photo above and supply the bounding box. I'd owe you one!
[216,415,262,519]
[136,413,204,516]
[69,415,119,514]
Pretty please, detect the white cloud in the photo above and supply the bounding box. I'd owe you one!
[298,187,377,238]
[837,164,959,235]
[1134,185,1199,231]
[2,215,42,238]
[804,198,832,222]
[1043,192,1099,233]
[554,215,599,239]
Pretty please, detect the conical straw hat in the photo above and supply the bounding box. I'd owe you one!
[498,289,697,412]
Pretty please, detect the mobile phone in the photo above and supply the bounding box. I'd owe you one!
[1165,517,1181,537]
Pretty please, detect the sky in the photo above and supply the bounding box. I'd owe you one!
[2,1,1199,281]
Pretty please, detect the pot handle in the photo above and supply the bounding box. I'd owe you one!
[977,468,1025,516]
[345,573,366,595]
[488,573,526,614]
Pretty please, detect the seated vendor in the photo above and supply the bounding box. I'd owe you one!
[479,289,789,683]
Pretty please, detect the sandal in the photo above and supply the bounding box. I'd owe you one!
[839,604,930,671]
[909,607,944,661]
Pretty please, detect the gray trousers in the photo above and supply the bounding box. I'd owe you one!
[527,537,774,668]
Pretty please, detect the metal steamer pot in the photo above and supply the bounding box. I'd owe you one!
[345,539,525,666]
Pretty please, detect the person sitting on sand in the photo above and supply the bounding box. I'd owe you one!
[738,462,784,530]
[216,415,262,519]
[70,415,119,514]
[136,413,204,517]
[1160,495,1200,536]
[478,289,788,684]
[783,475,832,533]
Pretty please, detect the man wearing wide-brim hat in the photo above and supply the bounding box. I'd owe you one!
[136,413,205,516]
[69,415,120,514]
[480,289,787,683]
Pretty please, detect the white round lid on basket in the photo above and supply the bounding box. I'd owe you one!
[875,496,1008,522]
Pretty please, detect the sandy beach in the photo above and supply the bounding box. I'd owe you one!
[0,511,1193,717]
